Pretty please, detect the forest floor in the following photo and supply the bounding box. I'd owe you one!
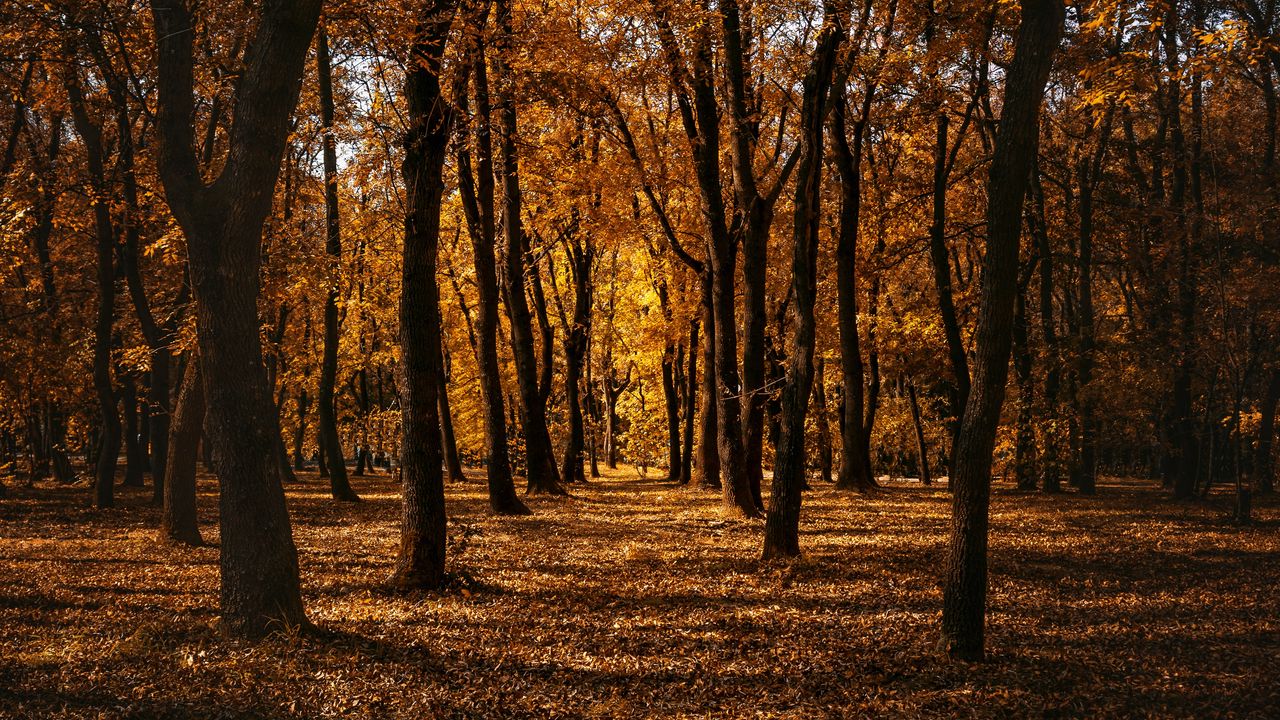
[0,466,1278,719]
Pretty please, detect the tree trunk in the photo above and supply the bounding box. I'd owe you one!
[161,357,204,546]
[560,233,593,486]
[815,356,833,484]
[697,273,720,489]
[453,5,529,514]
[438,343,467,483]
[679,317,699,485]
[292,389,309,470]
[831,81,876,493]
[1012,286,1037,490]
[316,23,359,502]
[763,6,840,559]
[907,377,931,485]
[929,112,971,468]
[150,0,316,637]
[391,0,460,590]
[493,0,562,495]
[939,0,1062,661]
[123,377,148,486]
[660,343,682,481]
[66,75,119,510]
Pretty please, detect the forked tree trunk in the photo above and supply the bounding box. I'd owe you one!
[940,0,1062,661]
[161,357,204,546]
[391,0,460,590]
[150,0,316,637]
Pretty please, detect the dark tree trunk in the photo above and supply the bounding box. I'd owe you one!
[679,317,699,485]
[438,343,467,483]
[161,357,204,546]
[560,231,593,486]
[662,343,682,481]
[939,0,1062,661]
[453,4,529,514]
[831,79,877,493]
[907,377,931,485]
[493,0,562,495]
[316,23,359,502]
[292,389,309,470]
[391,0,459,590]
[815,356,832,484]
[929,112,971,467]
[697,273,720,489]
[150,0,316,637]
[1029,171,1062,492]
[66,76,119,510]
[763,6,840,560]
[123,377,147,487]
[1012,286,1037,490]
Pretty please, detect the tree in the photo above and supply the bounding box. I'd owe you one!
[391,0,460,590]
[149,0,318,636]
[939,0,1062,661]
[315,20,360,502]
[762,0,842,560]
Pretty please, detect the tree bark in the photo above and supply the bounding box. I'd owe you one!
[161,357,204,546]
[493,0,563,495]
[391,0,460,590]
[66,73,119,510]
[939,0,1062,661]
[453,0,529,514]
[316,22,359,502]
[150,0,316,636]
[763,3,840,560]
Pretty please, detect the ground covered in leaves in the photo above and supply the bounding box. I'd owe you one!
[1,467,1277,719]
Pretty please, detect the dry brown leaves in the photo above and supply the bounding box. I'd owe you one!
[0,470,1277,719]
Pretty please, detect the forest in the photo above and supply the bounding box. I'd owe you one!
[0,0,1278,716]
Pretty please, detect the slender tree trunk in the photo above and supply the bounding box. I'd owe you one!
[662,344,682,481]
[292,389,309,470]
[939,0,1062,661]
[123,377,147,486]
[66,76,119,510]
[161,358,204,546]
[907,377,931,485]
[438,343,467,483]
[697,273,720,489]
[763,6,840,559]
[453,4,529,514]
[1013,286,1037,490]
[930,112,971,467]
[316,23,359,502]
[815,356,833,484]
[493,0,562,495]
[831,82,876,493]
[391,0,459,590]
[680,317,698,485]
